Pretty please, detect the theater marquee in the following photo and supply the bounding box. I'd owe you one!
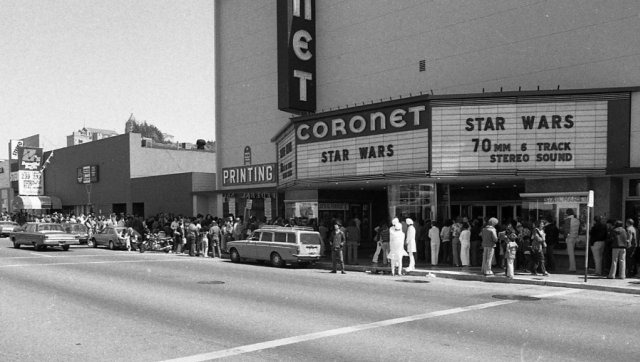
[431,101,608,172]
[293,102,430,179]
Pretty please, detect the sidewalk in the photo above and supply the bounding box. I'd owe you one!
[315,256,640,295]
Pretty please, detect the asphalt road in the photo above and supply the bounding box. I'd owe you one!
[1,238,639,362]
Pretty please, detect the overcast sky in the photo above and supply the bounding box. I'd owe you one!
[0,0,215,159]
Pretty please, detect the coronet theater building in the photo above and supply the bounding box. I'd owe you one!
[215,1,640,255]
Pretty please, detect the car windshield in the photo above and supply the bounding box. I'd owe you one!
[38,224,64,232]
[299,233,321,245]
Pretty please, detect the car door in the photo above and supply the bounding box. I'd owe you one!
[254,231,274,261]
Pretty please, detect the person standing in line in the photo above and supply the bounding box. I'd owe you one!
[504,231,519,279]
[608,220,628,279]
[470,219,482,267]
[318,221,329,257]
[388,218,407,276]
[530,220,549,276]
[564,209,580,272]
[543,218,559,272]
[625,218,638,277]
[209,220,222,258]
[371,223,384,264]
[330,221,346,274]
[459,222,471,269]
[187,218,199,257]
[589,216,608,275]
[440,220,452,265]
[451,217,463,267]
[345,219,360,265]
[200,229,209,257]
[428,221,441,266]
[405,218,417,272]
[481,218,499,276]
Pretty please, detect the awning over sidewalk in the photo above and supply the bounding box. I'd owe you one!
[13,195,62,210]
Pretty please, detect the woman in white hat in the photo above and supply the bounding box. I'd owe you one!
[388,218,408,276]
[405,218,417,272]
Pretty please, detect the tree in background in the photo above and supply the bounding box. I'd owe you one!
[125,115,165,143]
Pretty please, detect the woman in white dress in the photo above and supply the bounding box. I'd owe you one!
[387,218,408,276]
[405,218,417,272]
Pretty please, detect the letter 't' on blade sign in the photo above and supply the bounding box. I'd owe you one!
[277,0,316,114]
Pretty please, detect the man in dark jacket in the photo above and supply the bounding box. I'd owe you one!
[607,220,628,279]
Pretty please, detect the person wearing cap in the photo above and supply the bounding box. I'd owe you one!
[330,221,346,274]
[481,217,499,276]
[405,218,417,272]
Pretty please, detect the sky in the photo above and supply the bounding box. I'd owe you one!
[0,0,215,159]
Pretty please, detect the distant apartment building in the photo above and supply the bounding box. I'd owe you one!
[66,127,119,146]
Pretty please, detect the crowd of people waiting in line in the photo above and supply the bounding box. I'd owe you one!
[323,210,638,279]
[3,209,638,279]
[1,210,291,259]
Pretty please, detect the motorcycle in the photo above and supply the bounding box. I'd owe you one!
[138,232,173,253]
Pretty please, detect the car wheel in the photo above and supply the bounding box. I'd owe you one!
[33,243,40,251]
[139,244,146,253]
[108,241,115,250]
[62,245,70,251]
[229,248,240,263]
[12,240,20,249]
[270,252,284,267]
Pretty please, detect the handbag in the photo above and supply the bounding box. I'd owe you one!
[182,237,187,245]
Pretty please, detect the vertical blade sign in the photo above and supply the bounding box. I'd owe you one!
[277,0,316,114]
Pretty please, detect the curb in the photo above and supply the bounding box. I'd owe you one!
[315,262,640,295]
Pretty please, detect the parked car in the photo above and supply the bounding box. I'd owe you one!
[10,222,80,251]
[63,223,90,244]
[91,226,140,250]
[227,226,322,267]
[0,221,18,237]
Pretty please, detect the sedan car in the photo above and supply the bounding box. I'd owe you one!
[91,226,140,250]
[63,223,90,244]
[0,221,18,237]
[10,222,80,251]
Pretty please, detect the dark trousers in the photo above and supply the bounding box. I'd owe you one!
[544,246,556,271]
[174,236,182,253]
[331,248,345,272]
[470,240,481,266]
[441,241,451,265]
[530,251,547,274]
[627,246,638,277]
[188,235,196,256]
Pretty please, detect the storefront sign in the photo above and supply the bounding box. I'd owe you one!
[76,165,99,184]
[278,131,296,182]
[544,196,588,204]
[223,192,276,199]
[319,203,348,210]
[222,163,277,186]
[18,147,43,171]
[432,101,608,171]
[277,0,316,113]
[18,171,43,196]
[9,139,23,161]
[296,103,428,144]
[244,146,252,165]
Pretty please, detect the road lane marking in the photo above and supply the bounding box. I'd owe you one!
[162,299,528,361]
[165,288,584,362]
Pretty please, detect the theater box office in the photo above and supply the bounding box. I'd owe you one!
[273,87,637,254]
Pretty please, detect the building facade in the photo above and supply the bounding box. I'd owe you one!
[216,1,640,254]
[43,132,217,217]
